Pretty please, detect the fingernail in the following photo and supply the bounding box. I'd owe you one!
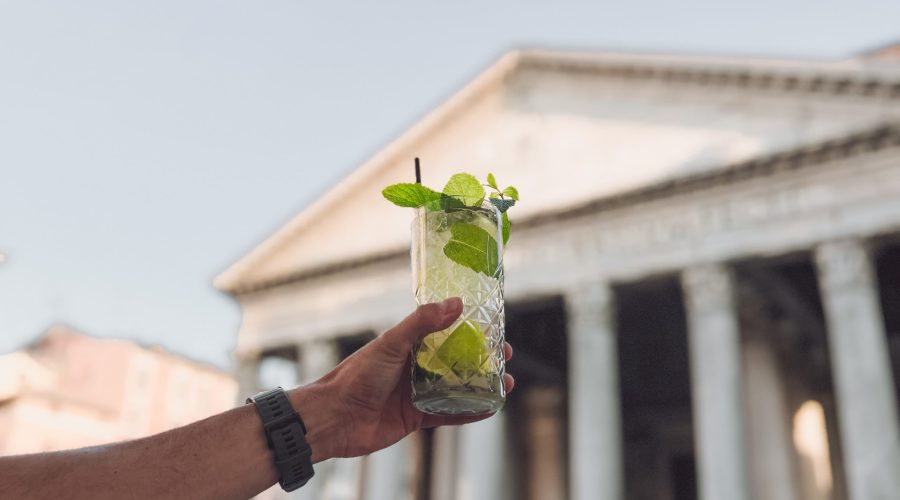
[439,297,462,316]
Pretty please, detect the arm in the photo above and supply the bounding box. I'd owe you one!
[1,383,347,500]
[0,298,514,500]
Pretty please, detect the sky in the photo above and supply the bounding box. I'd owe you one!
[1,1,899,369]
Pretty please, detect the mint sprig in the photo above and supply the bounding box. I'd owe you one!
[488,198,515,213]
[382,172,518,213]
[382,183,442,207]
[442,173,485,207]
[486,173,498,191]
[501,213,510,246]
[382,171,519,276]
[484,172,517,245]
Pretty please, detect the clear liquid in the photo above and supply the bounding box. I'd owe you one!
[411,206,506,415]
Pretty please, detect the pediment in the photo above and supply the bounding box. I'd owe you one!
[216,50,900,293]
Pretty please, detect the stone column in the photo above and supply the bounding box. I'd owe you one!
[235,353,261,402]
[363,439,412,500]
[299,340,339,383]
[742,337,798,500]
[565,280,623,500]
[815,240,900,500]
[360,322,413,500]
[431,426,460,500]
[297,340,341,500]
[457,412,506,500]
[682,264,749,500]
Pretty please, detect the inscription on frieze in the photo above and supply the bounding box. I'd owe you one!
[593,183,830,252]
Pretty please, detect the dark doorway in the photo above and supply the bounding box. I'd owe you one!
[337,331,376,361]
[874,240,900,424]
[504,296,569,500]
[875,237,900,432]
[615,276,696,500]
[736,255,848,500]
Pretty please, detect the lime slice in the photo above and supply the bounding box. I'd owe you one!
[416,320,490,379]
[416,333,451,376]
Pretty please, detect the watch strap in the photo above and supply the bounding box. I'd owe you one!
[246,387,314,491]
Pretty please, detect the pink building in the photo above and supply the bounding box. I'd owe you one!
[0,325,237,455]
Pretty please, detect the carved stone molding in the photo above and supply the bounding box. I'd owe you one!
[521,54,900,100]
[682,263,736,314]
[299,339,339,382]
[565,280,615,335]
[815,239,874,291]
[525,124,900,230]
[229,125,900,296]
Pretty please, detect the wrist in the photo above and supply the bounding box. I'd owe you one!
[287,381,345,463]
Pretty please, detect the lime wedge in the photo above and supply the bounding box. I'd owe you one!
[416,320,490,378]
[416,333,451,376]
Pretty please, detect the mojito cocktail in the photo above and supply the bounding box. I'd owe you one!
[410,201,506,415]
[382,169,518,415]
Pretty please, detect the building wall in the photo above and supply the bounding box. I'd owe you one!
[0,327,238,456]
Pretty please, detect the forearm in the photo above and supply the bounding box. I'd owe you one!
[0,382,342,500]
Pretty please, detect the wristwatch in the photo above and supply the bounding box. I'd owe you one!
[246,387,314,491]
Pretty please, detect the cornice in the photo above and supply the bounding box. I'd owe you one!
[519,50,900,99]
[227,124,900,296]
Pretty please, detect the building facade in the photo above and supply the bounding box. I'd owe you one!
[217,49,900,500]
[0,326,238,455]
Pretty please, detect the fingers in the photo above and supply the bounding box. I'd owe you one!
[503,342,513,361]
[377,298,463,361]
[504,373,515,393]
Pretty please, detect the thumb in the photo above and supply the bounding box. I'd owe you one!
[377,298,463,361]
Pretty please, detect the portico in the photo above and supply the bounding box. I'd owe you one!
[218,49,900,500]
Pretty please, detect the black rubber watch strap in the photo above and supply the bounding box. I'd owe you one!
[246,387,314,491]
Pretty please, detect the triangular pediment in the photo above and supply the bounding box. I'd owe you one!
[216,49,900,293]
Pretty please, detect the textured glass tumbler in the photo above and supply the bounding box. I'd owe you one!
[410,201,506,415]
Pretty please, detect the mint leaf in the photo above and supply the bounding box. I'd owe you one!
[439,194,466,211]
[443,223,500,277]
[489,198,516,213]
[502,186,519,201]
[442,173,485,207]
[486,173,498,190]
[382,183,442,207]
[502,213,510,245]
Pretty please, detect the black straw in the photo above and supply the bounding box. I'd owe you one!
[415,157,421,184]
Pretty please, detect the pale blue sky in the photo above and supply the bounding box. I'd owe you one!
[1,0,898,368]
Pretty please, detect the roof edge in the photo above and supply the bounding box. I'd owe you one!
[216,48,900,292]
[213,50,524,291]
[222,123,900,296]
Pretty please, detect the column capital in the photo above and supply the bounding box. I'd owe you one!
[565,280,614,333]
[299,339,339,382]
[815,239,874,290]
[682,263,736,312]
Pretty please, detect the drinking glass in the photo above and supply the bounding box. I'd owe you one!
[410,200,506,415]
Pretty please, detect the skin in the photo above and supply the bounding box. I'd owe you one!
[0,297,515,500]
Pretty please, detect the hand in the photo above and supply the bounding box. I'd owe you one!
[290,297,515,462]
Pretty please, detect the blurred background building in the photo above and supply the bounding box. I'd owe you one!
[217,47,900,500]
[0,325,237,455]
